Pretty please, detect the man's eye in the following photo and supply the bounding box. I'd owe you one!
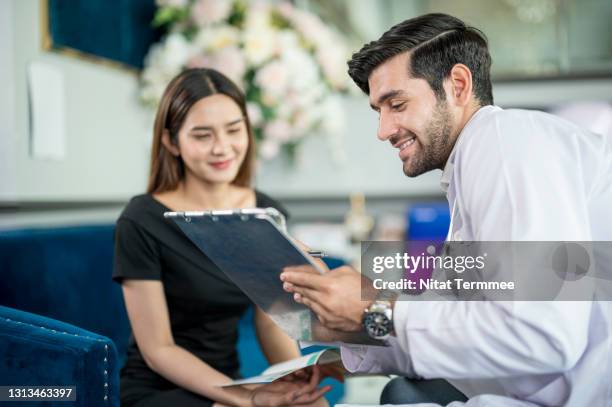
[391,102,405,110]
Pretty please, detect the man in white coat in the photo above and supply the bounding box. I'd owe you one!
[280,13,612,406]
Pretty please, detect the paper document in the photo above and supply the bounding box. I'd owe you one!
[221,348,341,387]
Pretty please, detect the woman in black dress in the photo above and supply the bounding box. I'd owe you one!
[113,68,329,407]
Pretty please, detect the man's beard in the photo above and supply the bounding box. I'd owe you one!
[403,99,454,177]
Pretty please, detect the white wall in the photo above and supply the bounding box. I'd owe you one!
[0,0,17,201]
[11,0,151,202]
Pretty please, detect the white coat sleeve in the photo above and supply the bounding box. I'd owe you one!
[340,337,415,376]
[392,112,592,380]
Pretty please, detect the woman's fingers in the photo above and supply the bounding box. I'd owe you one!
[293,385,332,404]
[320,363,346,383]
[291,367,311,381]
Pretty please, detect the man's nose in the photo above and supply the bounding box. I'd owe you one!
[377,113,397,141]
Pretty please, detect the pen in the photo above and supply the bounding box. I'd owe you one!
[307,250,326,258]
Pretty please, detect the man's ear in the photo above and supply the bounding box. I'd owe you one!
[161,130,180,157]
[445,63,473,107]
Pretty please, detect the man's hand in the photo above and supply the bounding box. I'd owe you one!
[281,265,376,332]
[250,365,330,407]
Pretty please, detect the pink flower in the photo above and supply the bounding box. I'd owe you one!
[255,61,290,97]
[186,47,246,86]
[186,55,212,68]
[191,0,232,26]
[289,9,327,46]
[265,119,293,142]
[213,47,247,84]
[277,1,294,18]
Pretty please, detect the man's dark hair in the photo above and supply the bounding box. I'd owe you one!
[348,13,493,106]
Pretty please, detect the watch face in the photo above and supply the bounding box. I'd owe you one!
[364,311,392,339]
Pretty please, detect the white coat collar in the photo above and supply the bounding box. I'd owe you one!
[440,105,501,193]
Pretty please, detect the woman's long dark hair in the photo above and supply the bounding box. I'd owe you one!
[147,68,255,194]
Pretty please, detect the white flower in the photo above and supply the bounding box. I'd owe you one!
[277,30,300,51]
[280,47,318,91]
[255,60,290,98]
[186,47,246,87]
[194,26,240,52]
[246,102,263,126]
[161,33,192,73]
[245,1,271,30]
[298,83,326,107]
[243,26,278,66]
[316,44,348,90]
[288,8,328,47]
[259,138,280,160]
[156,0,188,7]
[191,0,232,26]
[276,1,294,18]
[212,47,247,85]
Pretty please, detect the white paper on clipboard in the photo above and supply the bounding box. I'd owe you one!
[165,208,384,346]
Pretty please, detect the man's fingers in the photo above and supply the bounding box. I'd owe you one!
[290,285,323,304]
[296,294,333,325]
[293,239,312,253]
[281,266,324,289]
[309,257,330,273]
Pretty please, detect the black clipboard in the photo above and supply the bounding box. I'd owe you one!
[165,208,383,345]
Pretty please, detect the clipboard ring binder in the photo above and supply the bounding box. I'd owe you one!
[163,208,287,231]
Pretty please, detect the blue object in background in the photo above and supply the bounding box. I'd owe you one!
[0,305,120,406]
[47,0,162,68]
[0,225,131,362]
[407,202,451,241]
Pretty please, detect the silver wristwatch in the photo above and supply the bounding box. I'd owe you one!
[363,300,394,340]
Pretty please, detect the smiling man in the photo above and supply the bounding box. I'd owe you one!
[281,13,612,406]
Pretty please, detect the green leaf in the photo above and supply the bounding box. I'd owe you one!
[228,0,246,27]
[270,9,291,30]
[152,6,187,28]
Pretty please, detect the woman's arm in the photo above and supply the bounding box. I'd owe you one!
[122,280,253,406]
[254,306,301,364]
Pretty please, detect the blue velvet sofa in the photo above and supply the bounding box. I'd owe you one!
[0,224,344,406]
[0,225,128,406]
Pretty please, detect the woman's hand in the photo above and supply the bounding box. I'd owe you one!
[290,363,345,384]
[250,366,331,407]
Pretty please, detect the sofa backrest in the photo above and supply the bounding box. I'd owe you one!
[0,224,131,363]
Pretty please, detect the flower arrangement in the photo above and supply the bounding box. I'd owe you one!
[140,0,350,160]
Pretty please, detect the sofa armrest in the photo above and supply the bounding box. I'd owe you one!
[0,305,119,407]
